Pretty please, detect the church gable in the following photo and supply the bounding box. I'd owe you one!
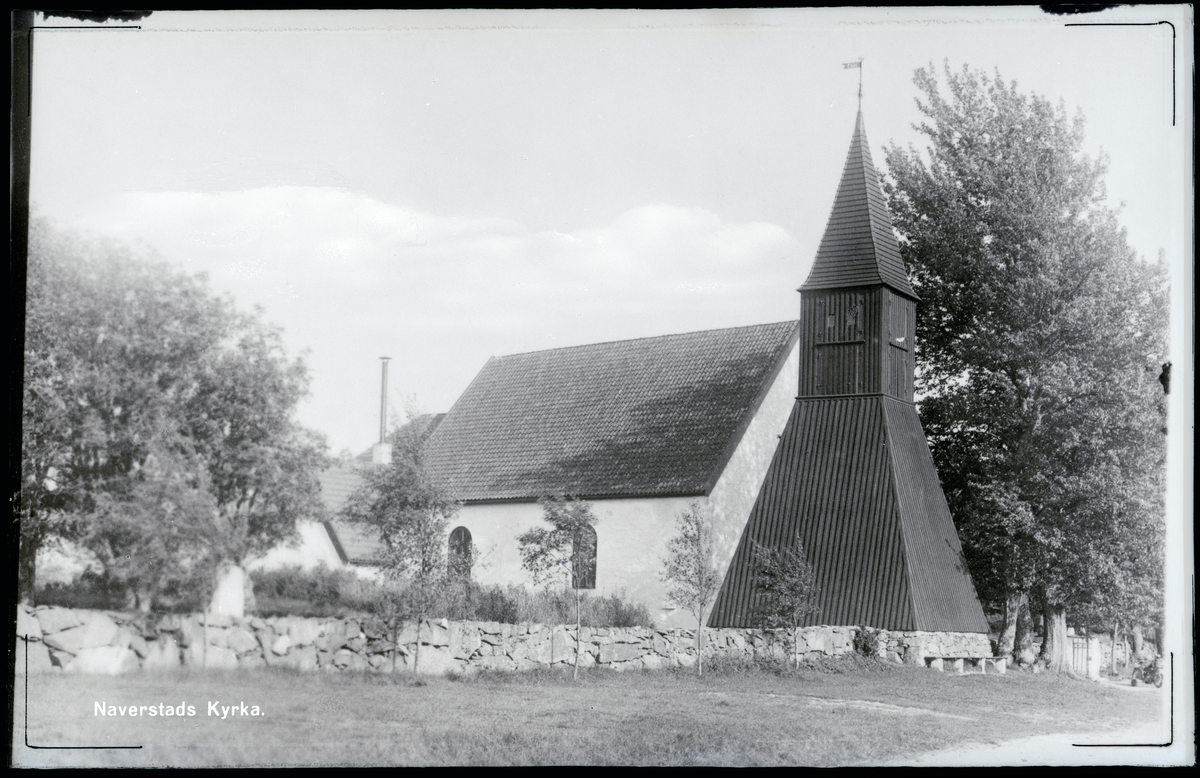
[318,463,384,565]
[423,321,799,502]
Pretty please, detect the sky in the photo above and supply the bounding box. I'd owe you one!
[27,7,1191,458]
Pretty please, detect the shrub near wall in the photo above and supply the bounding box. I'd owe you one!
[15,604,990,676]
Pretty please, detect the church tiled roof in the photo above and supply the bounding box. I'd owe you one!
[800,111,918,299]
[422,321,799,501]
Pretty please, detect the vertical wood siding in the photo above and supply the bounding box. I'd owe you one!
[708,396,988,633]
[708,397,914,630]
[883,398,990,632]
[801,288,883,396]
[883,290,915,402]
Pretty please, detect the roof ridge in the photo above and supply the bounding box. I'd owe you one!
[490,319,800,360]
[854,112,884,289]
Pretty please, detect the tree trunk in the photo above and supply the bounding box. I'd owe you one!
[573,588,581,681]
[997,591,1024,660]
[1040,602,1069,672]
[1110,620,1119,675]
[390,619,398,674]
[1014,595,1034,660]
[18,534,38,606]
[793,626,799,669]
[1131,625,1144,660]
[243,574,258,615]
[696,614,703,678]
[414,616,422,676]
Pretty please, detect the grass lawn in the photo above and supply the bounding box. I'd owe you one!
[12,659,1164,767]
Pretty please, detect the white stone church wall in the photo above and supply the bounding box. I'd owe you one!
[248,520,346,574]
[454,341,799,629]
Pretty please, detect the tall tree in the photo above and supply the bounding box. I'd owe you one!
[20,218,327,609]
[883,63,1169,670]
[661,500,721,676]
[184,311,328,615]
[80,436,218,611]
[517,495,598,679]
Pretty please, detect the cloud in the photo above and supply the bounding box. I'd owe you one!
[75,186,806,451]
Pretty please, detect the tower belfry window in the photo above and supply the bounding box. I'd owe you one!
[815,292,865,344]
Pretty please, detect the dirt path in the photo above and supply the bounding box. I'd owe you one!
[882,720,1175,766]
[875,678,1188,766]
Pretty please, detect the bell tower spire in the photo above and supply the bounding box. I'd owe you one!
[797,112,918,401]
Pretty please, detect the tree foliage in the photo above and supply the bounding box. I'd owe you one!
[339,422,461,593]
[517,495,599,678]
[882,63,1168,666]
[517,495,599,591]
[752,534,821,668]
[662,501,721,621]
[751,534,821,634]
[20,218,327,607]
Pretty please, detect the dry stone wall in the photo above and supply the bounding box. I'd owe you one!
[15,604,990,676]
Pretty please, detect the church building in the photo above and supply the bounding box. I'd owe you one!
[269,110,987,636]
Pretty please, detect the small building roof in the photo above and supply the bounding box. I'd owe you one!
[422,320,800,502]
[353,413,445,463]
[317,463,381,565]
[800,111,918,299]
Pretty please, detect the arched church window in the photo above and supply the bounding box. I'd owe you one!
[449,526,473,578]
[572,525,597,590]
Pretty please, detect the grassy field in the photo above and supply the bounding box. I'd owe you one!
[12,659,1163,767]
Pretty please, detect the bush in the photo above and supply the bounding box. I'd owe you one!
[250,564,393,618]
[35,566,210,613]
[240,567,656,627]
[469,585,520,624]
[486,586,655,628]
[35,570,129,610]
[853,626,881,657]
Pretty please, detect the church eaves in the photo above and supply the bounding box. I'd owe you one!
[800,111,917,300]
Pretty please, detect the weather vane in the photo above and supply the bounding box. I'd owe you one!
[843,58,864,109]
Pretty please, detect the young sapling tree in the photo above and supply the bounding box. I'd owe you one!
[752,533,821,668]
[517,495,598,680]
[661,500,722,676]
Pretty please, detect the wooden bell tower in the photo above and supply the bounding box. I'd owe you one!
[709,112,988,633]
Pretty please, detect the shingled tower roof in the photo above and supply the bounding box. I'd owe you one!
[800,111,917,299]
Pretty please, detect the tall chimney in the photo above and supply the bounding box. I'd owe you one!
[372,357,392,465]
[379,356,390,444]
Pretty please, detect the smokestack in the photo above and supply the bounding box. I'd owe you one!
[379,356,390,444]
[372,357,392,465]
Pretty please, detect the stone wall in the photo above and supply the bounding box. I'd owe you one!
[15,604,990,676]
